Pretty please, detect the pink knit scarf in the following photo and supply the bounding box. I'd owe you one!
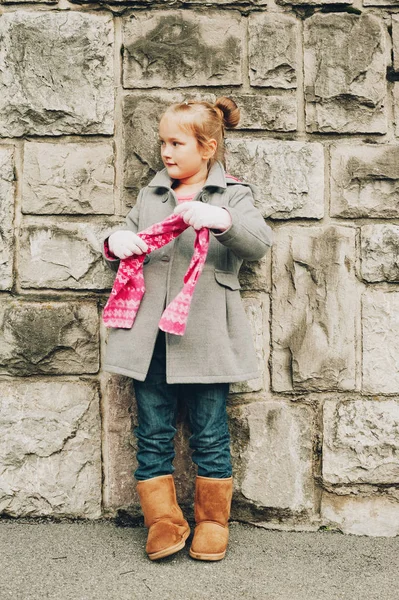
[102,213,210,335]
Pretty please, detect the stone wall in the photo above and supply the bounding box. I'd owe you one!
[1,0,399,537]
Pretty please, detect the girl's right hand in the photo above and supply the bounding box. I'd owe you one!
[108,231,148,259]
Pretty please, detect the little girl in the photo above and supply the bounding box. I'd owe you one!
[103,97,272,562]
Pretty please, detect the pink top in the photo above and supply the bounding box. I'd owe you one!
[175,192,196,203]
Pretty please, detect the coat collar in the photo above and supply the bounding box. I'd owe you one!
[148,160,227,191]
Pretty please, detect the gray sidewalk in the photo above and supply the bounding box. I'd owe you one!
[0,519,398,600]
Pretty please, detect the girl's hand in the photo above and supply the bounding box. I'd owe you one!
[174,202,232,231]
[108,230,148,259]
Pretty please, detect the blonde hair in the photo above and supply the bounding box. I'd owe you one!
[159,97,240,171]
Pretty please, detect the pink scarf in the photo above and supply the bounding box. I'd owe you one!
[102,213,210,335]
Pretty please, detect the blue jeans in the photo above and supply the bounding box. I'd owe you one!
[133,331,232,481]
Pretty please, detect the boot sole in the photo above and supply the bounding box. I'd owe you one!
[189,549,226,561]
[148,528,190,561]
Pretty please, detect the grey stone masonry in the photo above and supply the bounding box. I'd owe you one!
[226,139,324,220]
[0,299,99,376]
[323,398,399,485]
[19,222,117,290]
[2,1,399,536]
[123,11,243,89]
[362,290,399,394]
[248,14,299,89]
[272,226,357,393]
[0,12,114,137]
[394,16,399,72]
[361,225,399,282]
[22,142,115,215]
[304,14,386,133]
[330,145,399,219]
[0,379,101,518]
[0,146,15,291]
[230,401,315,513]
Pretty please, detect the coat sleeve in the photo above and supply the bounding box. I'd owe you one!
[102,188,144,272]
[212,184,273,261]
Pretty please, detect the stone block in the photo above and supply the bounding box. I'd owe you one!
[278,0,350,4]
[0,12,114,137]
[123,11,242,89]
[226,139,324,220]
[361,225,399,282]
[362,290,399,394]
[19,222,117,290]
[0,146,15,290]
[395,85,399,137]
[249,14,298,89]
[394,16,399,72]
[239,253,271,292]
[323,398,399,484]
[235,94,297,131]
[230,294,270,394]
[272,226,357,392]
[22,142,114,215]
[0,379,101,518]
[304,14,386,133]
[330,144,399,218]
[322,492,399,536]
[230,401,315,512]
[0,299,99,376]
[364,0,399,5]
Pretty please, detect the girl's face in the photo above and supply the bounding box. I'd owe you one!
[159,115,212,182]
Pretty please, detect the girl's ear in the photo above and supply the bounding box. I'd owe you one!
[202,139,217,160]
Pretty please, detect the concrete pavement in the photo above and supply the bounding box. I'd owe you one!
[0,519,398,600]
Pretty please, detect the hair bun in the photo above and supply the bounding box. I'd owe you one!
[214,97,240,129]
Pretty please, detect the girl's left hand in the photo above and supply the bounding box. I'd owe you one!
[174,202,232,231]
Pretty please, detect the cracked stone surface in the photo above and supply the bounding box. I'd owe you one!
[249,13,298,89]
[22,142,115,215]
[394,16,399,72]
[230,294,269,394]
[361,225,399,282]
[330,144,399,218]
[239,253,271,293]
[226,139,324,220]
[395,85,399,137]
[322,492,399,536]
[0,379,101,518]
[230,401,315,512]
[0,146,15,291]
[0,11,114,137]
[19,222,117,290]
[323,398,399,485]
[272,226,357,392]
[123,11,242,89]
[362,290,399,394]
[233,94,297,131]
[0,299,99,376]
[304,14,386,133]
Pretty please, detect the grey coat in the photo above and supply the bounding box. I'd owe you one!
[102,160,272,384]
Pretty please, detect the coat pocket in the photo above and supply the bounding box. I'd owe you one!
[214,269,241,290]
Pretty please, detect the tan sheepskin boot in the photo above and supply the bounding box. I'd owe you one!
[189,475,233,561]
[136,474,190,560]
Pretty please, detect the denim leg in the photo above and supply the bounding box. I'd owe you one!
[183,382,232,479]
[133,332,178,481]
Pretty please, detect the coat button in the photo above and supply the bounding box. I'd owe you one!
[202,192,208,203]
[161,255,170,262]
[161,194,169,203]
